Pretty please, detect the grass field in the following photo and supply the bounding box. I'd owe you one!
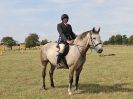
[0,46,133,99]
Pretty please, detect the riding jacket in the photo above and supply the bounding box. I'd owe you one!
[57,22,76,43]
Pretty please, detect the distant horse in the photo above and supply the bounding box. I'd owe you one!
[40,27,103,95]
[0,45,6,55]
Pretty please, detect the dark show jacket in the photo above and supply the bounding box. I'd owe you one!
[57,22,76,43]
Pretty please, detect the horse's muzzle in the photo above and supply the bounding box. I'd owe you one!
[97,48,103,53]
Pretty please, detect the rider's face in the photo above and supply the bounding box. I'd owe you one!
[63,18,68,24]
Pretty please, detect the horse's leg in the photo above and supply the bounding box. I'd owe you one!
[68,67,75,95]
[49,64,55,88]
[41,61,48,90]
[75,67,83,92]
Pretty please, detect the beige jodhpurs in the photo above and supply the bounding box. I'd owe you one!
[59,43,65,53]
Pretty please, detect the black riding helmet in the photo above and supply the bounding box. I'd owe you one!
[61,14,69,20]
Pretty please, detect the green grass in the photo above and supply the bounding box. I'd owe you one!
[0,46,133,99]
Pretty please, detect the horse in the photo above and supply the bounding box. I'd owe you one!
[40,27,103,95]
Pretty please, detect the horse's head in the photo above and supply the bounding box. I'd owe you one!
[74,27,103,53]
[88,27,103,53]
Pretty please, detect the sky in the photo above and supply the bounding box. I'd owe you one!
[0,0,133,43]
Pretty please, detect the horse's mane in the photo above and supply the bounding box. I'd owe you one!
[76,30,91,40]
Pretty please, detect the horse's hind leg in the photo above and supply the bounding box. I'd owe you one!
[49,64,55,88]
[41,61,48,90]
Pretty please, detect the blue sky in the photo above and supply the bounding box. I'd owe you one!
[0,0,133,43]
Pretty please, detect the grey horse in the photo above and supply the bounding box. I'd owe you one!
[40,27,103,95]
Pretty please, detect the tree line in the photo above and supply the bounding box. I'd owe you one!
[0,33,48,50]
[103,34,133,45]
[1,33,133,50]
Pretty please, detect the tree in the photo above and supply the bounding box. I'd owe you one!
[115,34,122,45]
[122,35,128,45]
[1,36,16,50]
[103,41,109,45]
[25,33,39,48]
[128,35,133,45]
[108,35,116,45]
[41,39,48,45]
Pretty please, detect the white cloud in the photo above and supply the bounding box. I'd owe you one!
[127,0,133,5]
[95,0,106,4]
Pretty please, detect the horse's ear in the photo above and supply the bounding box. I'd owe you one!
[92,27,95,32]
[98,27,100,33]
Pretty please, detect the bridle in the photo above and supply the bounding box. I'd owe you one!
[89,32,102,49]
[72,31,102,56]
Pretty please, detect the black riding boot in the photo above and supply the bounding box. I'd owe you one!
[57,53,62,68]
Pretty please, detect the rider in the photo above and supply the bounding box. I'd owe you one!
[57,14,76,67]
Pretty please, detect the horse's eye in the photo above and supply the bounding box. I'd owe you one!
[93,37,96,40]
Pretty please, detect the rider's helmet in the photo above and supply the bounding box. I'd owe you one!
[61,14,69,20]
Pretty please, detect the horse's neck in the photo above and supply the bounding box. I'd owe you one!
[74,37,90,55]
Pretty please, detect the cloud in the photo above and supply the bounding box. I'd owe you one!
[94,0,106,4]
[127,0,133,5]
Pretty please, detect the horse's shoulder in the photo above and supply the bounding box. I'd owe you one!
[70,44,79,50]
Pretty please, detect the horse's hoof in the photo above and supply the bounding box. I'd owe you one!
[74,90,79,94]
[51,85,55,88]
[40,87,47,90]
[69,92,72,95]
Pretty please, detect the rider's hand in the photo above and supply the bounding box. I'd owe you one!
[67,40,74,44]
[70,40,74,44]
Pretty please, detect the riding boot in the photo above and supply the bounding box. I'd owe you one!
[57,53,63,68]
